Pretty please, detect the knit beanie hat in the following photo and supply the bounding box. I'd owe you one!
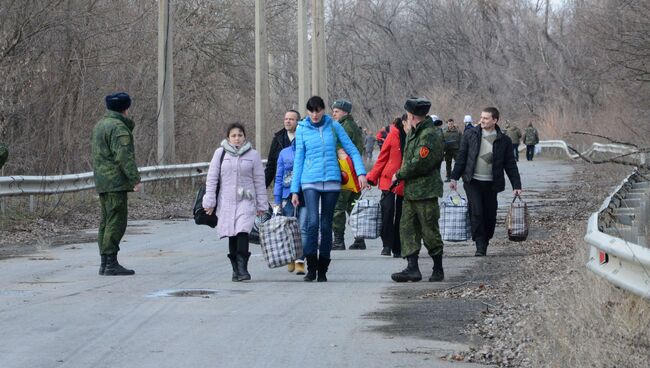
[463,115,472,123]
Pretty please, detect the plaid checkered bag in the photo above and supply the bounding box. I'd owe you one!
[506,195,529,242]
[259,215,303,268]
[439,191,471,242]
[350,191,382,239]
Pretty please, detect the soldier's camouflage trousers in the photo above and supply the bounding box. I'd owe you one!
[400,198,443,258]
[98,191,128,255]
[332,189,360,237]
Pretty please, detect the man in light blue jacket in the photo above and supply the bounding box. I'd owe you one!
[291,96,367,282]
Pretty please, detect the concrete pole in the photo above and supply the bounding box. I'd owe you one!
[255,0,270,155]
[311,0,328,105]
[157,0,175,164]
[297,0,310,114]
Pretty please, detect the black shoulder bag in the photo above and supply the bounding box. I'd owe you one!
[193,149,226,228]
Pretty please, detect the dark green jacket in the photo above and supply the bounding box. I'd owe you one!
[524,126,539,145]
[443,126,462,151]
[338,114,364,155]
[0,143,8,170]
[505,126,522,144]
[91,111,141,193]
[396,116,444,200]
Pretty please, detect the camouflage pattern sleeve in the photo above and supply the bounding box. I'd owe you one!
[397,130,443,180]
[110,127,140,187]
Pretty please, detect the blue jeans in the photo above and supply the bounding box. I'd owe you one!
[512,143,519,161]
[282,201,308,260]
[302,189,340,259]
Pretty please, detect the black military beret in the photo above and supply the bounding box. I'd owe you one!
[105,92,132,112]
[331,99,352,113]
[404,97,431,116]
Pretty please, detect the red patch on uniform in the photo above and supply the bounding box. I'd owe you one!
[419,146,429,158]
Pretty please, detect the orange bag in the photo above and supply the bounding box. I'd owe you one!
[337,150,360,193]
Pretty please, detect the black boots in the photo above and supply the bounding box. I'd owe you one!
[429,255,444,282]
[381,247,392,256]
[227,254,238,282]
[349,238,366,250]
[331,234,345,250]
[304,254,318,281]
[317,257,331,282]
[103,254,135,276]
[475,238,488,256]
[98,254,107,275]
[391,255,422,282]
[236,252,251,281]
[305,255,331,282]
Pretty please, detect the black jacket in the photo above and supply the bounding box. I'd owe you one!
[265,128,293,188]
[450,124,521,192]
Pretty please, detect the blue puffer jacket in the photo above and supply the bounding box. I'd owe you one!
[290,114,366,193]
[274,142,296,203]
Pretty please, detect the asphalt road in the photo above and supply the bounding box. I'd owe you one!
[0,158,574,368]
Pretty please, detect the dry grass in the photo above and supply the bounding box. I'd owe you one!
[524,241,650,367]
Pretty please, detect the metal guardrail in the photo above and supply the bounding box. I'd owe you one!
[0,163,210,197]
[525,140,645,164]
[0,140,638,198]
[585,171,650,299]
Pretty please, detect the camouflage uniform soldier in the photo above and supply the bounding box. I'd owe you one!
[443,119,462,181]
[524,123,539,161]
[330,99,366,250]
[504,122,522,162]
[0,143,8,170]
[390,98,445,282]
[91,92,141,276]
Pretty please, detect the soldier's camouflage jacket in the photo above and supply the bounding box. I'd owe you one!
[91,111,140,193]
[338,114,365,155]
[395,116,444,200]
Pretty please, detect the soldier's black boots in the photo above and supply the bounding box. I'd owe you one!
[475,238,488,257]
[331,234,346,250]
[103,254,135,276]
[429,255,444,282]
[317,257,331,282]
[304,254,318,282]
[349,238,366,250]
[98,254,107,275]
[381,247,392,256]
[236,252,251,281]
[227,254,238,282]
[391,255,422,282]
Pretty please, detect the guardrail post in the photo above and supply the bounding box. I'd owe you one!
[175,179,179,190]
[1,197,5,215]
[29,195,34,213]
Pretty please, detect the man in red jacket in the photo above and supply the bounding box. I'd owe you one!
[366,116,407,257]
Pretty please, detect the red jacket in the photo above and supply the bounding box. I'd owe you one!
[367,125,405,196]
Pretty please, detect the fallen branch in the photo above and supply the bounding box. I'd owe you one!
[569,131,639,148]
[567,145,649,170]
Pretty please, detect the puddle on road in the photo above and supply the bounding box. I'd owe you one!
[146,289,251,299]
[0,290,36,297]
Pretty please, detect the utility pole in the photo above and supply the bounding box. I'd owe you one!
[311,0,328,105]
[157,0,175,164]
[255,0,270,155]
[297,0,310,114]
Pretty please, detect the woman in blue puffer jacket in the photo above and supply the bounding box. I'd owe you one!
[290,96,367,282]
